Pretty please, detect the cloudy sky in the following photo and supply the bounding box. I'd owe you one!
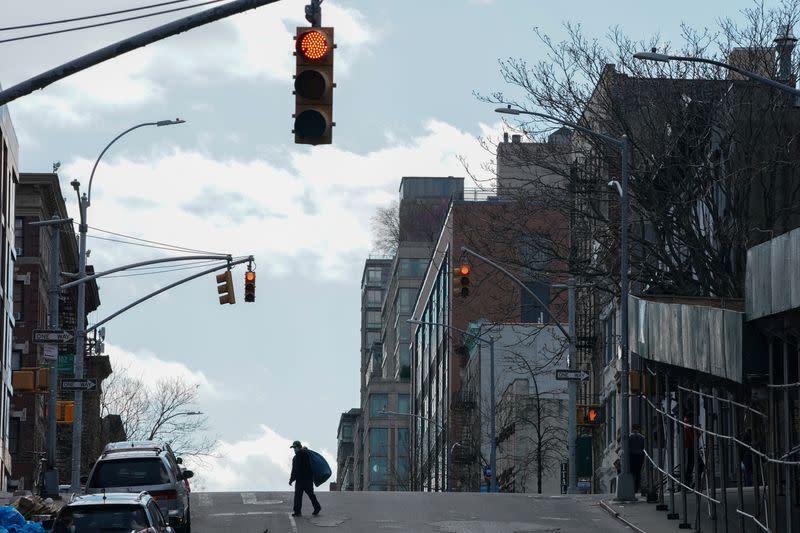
[1,0,755,491]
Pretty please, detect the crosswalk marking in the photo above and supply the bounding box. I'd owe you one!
[241,492,283,505]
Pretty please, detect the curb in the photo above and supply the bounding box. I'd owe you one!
[599,499,647,533]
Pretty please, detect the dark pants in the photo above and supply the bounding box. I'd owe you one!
[293,479,320,514]
[631,453,644,492]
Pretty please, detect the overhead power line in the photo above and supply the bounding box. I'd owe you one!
[0,0,194,31]
[0,0,227,45]
[78,222,227,256]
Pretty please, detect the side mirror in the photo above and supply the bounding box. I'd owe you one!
[182,470,194,480]
[176,457,183,465]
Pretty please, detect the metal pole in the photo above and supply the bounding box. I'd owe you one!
[694,391,702,532]
[616,135,635,501]
[489,336,497,493]
[70,195,88,492]
[731,393,745,533]
[768,340,777,529]
[783,339,792,533]
[679,388,690,529]
[715,388,729,533]
[667,377,679,520]
[567,278,577,494]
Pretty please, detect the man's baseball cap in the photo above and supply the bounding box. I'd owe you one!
[290,440,302,449]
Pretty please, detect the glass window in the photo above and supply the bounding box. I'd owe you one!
[340,424,353,442]
[398,394,410,414]
[367,483,387,491]
[87,458,172,488]
[366,289,382,306]
[13,218,23,256]
[366,311,381,328]
[367,268,383,283]
[10,351,20,371]
[370,394,388,416]
[9,418,19,454]
[365,331,381,347]
[398,288,418,314]
[370,427,389,482]
[12,282,22,321]
[53,505,150,532]
[399,258,428,278]
[521,280,550,323]
[147,501,166,527]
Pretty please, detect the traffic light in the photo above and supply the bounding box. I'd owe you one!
[56,401,74,424]
[216,271,235,305]
[244,270,256,303]
[293,26,335,145]
[582,405,604,425]
[454,261,471,298]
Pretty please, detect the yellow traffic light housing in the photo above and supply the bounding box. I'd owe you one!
[293,26,335,145]
[244,270,256,303]
[56,401,74,424]
[453,261,471,298]
[216,271,235,305]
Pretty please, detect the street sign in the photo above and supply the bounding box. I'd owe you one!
[60,378,96,391]
[57,355,75,374]
[555,369,590,381]
[43,344,58,360]
[33,329,73,344]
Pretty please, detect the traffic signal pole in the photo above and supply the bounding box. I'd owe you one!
[0,0,284,108]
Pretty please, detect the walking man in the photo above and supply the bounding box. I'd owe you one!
[289,440,321,517]
[629,424,645,494]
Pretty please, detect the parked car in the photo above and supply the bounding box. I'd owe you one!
[84,441,193,533]
[52,492,176,533]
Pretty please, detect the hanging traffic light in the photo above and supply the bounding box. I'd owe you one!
[244,270,256,303]
[454,261,471,298]
[583,405,604,426]
[293,26,335,145]
[216,271,235,305]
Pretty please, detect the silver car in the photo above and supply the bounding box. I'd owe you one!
[84,441,194,532]
[52,492,176,533]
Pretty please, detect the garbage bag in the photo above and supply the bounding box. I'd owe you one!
[0,507,25,527]
[307,449,332,487]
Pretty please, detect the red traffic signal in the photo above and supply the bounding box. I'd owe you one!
[454,261,471,298]
[244,271,256,303]
[294,27,335,145]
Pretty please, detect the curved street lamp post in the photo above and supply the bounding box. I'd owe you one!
[69,119,185,492]
[494,105,635,500]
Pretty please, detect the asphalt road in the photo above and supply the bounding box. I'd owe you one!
[190,490,632,532]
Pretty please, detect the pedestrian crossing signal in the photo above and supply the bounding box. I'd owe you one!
[583,405,604,425]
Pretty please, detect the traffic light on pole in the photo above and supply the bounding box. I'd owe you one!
[216,271,235,305]
[293,26,335,145]
[454,261,471,298]
[244,270,256,303]
[582,405,604,426]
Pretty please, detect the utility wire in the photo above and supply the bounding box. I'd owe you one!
[85,223,226,256]
[104,260,226,278]
[86,234,223,255]
[0,0,226,45]
[0,0,193,31]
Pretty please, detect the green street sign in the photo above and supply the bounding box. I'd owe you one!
[57,354,74,374]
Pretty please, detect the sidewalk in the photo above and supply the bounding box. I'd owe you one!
[599,488,800,533]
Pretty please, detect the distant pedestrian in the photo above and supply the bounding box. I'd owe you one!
[289,440,321,517]
[629,424,645,493]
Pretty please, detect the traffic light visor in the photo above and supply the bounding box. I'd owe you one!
[459,263,471,276]
[297,30,329,60]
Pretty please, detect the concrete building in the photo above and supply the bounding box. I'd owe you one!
[335,408,360,491]
[11,173,103,489]
[0,90,19,489]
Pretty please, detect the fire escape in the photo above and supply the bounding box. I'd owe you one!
[450,388,478,491]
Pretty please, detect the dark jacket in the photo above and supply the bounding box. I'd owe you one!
[290,448,313,483]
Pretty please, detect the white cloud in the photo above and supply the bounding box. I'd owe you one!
[189,425,336,492]
[62,119,500,280]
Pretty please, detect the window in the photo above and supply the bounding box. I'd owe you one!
[53,505,150,531]
[365,331,381,348]
[13,218,23,256]
[397,428,410,482]
[367,268,383,284]
[369,428,389,482]
[366,289,383,306]
[12,282,22,321]
[10,351,20,371]
[340,423,353,442]
[147,501,166,528]
[399,258,428,278]
[366,311,381,328]
[9,418,19,454]
[398,288,418,314]
[521,281,550,323]
[604,312,616,364]
[87,458,171,488]
[398,394,410,414]
[370,394,388,416]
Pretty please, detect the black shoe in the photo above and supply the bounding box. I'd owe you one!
[291,512,301,517]
[313,508,321,516]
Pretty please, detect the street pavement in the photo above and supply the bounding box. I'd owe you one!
[191,490,633,532]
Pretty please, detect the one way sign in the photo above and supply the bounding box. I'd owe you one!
[60,379,97,392]
[555,369,590,381]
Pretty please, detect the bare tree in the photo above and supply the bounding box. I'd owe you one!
[371,200,400,256]
[101,367,216,457]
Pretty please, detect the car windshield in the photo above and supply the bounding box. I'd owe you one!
[52,504,149,532]
[88,458,171,488]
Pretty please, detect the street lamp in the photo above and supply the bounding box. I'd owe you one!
[494,105,635,501]
[69,118,186,492]
[407,318,498,493]
[633,51,800,98]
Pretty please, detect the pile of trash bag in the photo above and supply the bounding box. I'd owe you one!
[0,506,46,533]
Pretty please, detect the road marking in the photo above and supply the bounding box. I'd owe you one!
[196,493,213,508]
[210,511,281,517]
[241,492,283,505]
[288,513,298,533]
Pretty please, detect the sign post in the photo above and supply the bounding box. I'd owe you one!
[33,329,74,344]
